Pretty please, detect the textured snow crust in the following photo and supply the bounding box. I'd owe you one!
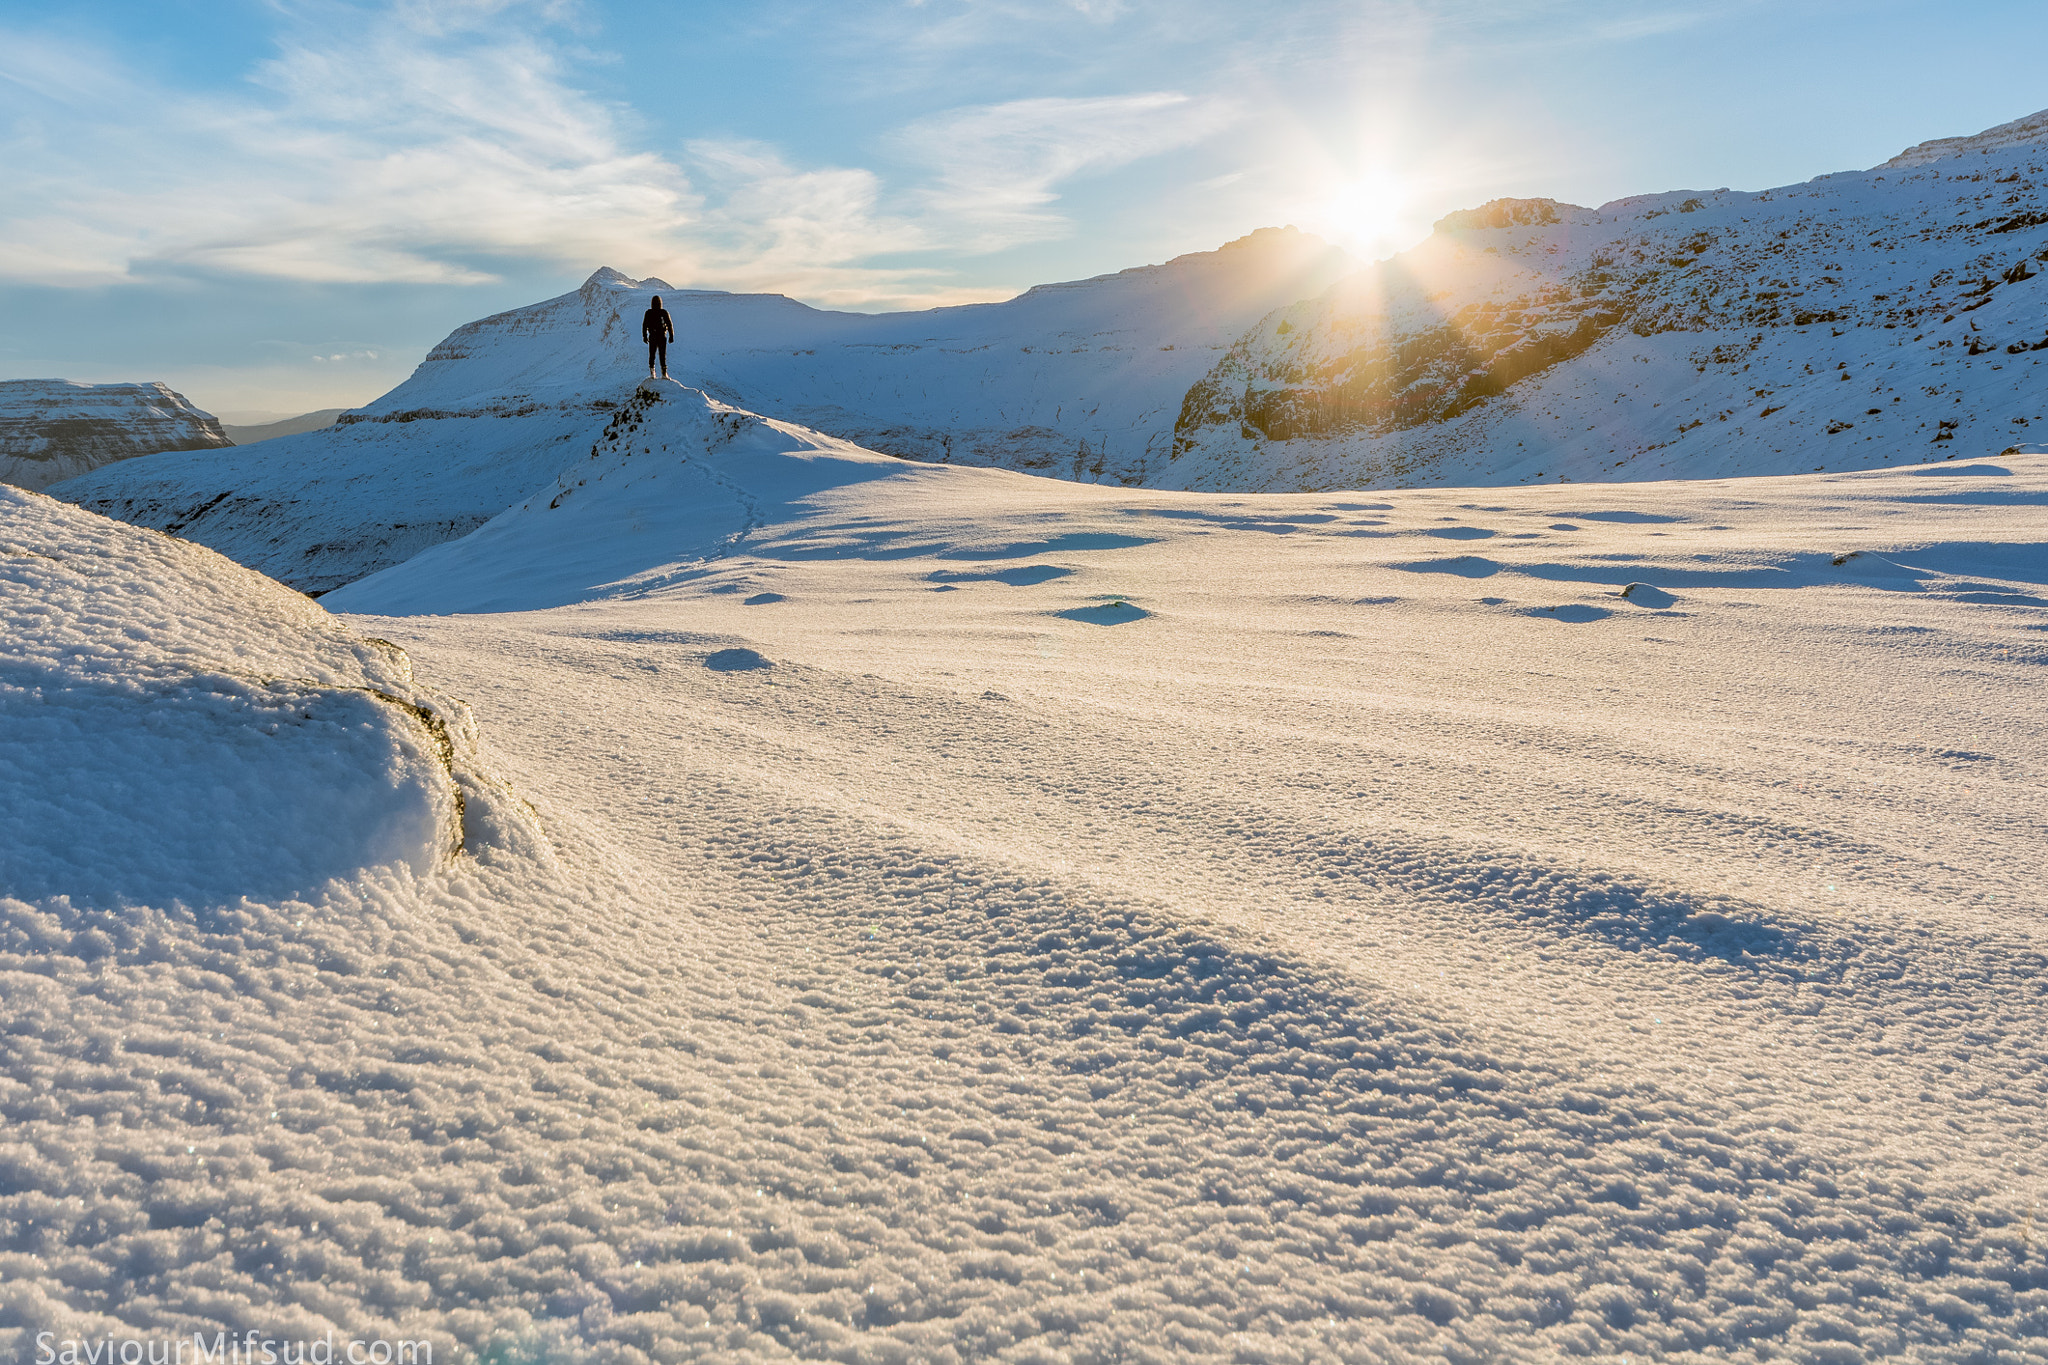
[8,432,2048,1362]
[0,381,231,493]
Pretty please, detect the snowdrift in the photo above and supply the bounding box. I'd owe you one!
[0,488,498,906]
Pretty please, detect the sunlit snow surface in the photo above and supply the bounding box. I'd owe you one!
[6,399,2048,1362]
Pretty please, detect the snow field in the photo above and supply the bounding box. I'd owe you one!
[4,424,2047,1361]
[332,428,2042,1359]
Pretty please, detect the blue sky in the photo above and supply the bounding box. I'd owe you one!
[3,0,2045,417]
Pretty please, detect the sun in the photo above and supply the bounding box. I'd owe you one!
[1308,172,1411,255]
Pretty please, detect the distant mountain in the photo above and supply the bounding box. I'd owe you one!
[48,108,2048,592]
[0,380,230,492]
[668,225,1353,481]
[52,229,1352,593]
[221,409,346,445]
[1162,110,2048,490]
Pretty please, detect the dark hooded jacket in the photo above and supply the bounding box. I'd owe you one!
[642,303,674,344]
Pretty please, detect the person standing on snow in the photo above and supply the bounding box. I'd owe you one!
[642,295,674,379]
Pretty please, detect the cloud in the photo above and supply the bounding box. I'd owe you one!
[0,8,699,289]
[673,141,962,309]
[0,7,1237,309]
[896,92,1240,251]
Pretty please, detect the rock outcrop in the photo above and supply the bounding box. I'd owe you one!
[0,380,231,491]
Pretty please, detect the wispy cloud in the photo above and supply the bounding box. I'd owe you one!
[0,5,704,288]
[897,92,1239,251]
[0,4,1240,309]
[0,0,1773,307]
[674,141,957,308]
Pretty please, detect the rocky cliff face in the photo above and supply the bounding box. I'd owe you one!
[1164,112,2048,490]
[1172,199,1617,450]
[0,381,232,491]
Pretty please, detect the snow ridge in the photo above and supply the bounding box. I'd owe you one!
[325,380,929,615]
[1881,107,2048,169]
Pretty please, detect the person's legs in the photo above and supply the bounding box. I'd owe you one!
[650,336,668,378]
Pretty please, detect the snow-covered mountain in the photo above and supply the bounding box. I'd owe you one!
[48,107,2048,597]
[0,379,231,491]
[672,224,1352,478]
[53,229,1348,593]
[1164,109,2048,489]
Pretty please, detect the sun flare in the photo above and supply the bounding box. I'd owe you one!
[1308,172,1411,254]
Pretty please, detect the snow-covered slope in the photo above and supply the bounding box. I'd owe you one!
[1166,112,2048,490]
[0,380,231,492]
[326,380,1050,615]
[52,231,1348,594]
[49,282,634,594]
[671,225,1351,479]
[22,440,2048,1362]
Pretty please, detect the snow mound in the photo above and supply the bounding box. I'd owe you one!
[0,488,514,907]
[0,380,231,492]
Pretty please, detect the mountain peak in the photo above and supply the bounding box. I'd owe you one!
[1879,106,2048,169]
[1432,198,1591,234]
[1215,225,1329,254]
